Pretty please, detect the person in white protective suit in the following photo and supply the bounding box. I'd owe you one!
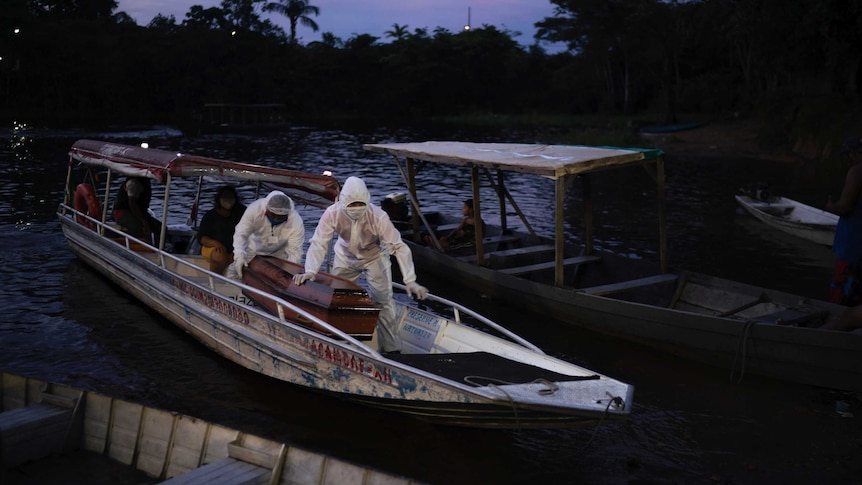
[292,176,428,353]
[228,190,304,279]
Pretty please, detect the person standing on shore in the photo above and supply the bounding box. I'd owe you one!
[823,136,862,331]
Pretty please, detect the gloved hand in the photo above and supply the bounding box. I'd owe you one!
[292,271,316,286]
[405,282,428,299]
[232,255,247,278]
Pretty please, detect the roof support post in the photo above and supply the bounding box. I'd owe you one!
[581,173,593,256]
[472,166,485,265]
[497,170,507,232]
[657,155,668,273]
[555,175,566,287]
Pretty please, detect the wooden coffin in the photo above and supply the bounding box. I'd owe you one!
[242,256,379,339]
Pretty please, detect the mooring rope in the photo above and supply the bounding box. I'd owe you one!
[577,393,624,451]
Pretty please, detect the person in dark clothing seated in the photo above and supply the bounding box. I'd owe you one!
[198,186,246,274]
[426,198,485,251]
[112,177,161,243]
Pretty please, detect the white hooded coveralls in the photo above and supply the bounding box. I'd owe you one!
[304,177,418,352]
[232,190,304,265]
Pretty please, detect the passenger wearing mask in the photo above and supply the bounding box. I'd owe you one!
[229,190,303,279]
[292,176,428,353]
[198,186,246,274]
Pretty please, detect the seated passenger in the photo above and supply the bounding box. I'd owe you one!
[112,177,161,243]
[426,198,485,251]
[198,186,246,274]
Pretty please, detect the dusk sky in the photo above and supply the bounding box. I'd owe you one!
[117,0,565,51]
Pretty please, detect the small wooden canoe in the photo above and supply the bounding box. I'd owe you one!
[242,256,380,339]
[735,195,838,246]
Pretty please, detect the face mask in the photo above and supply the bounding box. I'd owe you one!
[220,198,235,210]
[345,206,366,221]
[266,212,288,226]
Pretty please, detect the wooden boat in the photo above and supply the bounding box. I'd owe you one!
[0,372,414,483]
[363,141,862,392]
[57,139,633,429]
[735,194,838,246]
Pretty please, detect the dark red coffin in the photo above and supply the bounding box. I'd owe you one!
[242,256,379,339]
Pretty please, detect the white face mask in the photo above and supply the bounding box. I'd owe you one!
[220,197,235,210]
[345,206,366,221]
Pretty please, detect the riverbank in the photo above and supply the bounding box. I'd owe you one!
[641,119,799,163]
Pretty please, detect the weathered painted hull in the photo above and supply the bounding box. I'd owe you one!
[59,216,631,428]
[405,241,862,392]
[0,372,414,483]
[735,195,838,246]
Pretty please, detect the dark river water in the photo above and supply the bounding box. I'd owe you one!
[1,123,859,484]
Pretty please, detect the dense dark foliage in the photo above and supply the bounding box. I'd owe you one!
[0,0,860,127]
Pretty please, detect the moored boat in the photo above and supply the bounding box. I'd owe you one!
[362,141,862,392]
[0,372,415,483]
[57,139,633,429]
[734,194,838,246]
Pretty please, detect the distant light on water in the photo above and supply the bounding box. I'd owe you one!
[140,142,149,149]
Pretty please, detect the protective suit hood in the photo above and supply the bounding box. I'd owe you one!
[340,177,371,208]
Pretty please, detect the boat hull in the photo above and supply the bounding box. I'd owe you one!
[59,216,630,428]
[735,195,838,246]
[404,240,862,392]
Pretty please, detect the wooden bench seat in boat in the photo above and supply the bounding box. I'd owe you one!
[400,222,461,239]
[499,255,601,276]
[159,440,282,485]
[0,393,78,468]
[578,274,679,296]
[752,308,830,327]
[458,244,555,264]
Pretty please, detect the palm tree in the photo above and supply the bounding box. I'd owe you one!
[384,23,409,41]
[264,0,320,44]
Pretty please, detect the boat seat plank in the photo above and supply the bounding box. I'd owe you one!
[752,308,830,327]
[499,255,601,275]
[159,457,270,485]
[388,352,599,386]
[578,274,679,296]
[482,234,520,246]
[0,403,73,468]
[488,244,556,259]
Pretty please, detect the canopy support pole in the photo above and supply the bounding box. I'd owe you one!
[497,170,507,232]
[582,174,593,256]
[391,155,441,249]
[471,166,485,265]
[657,156,668,272]
[481,169,539,241]
[554,175,566,287]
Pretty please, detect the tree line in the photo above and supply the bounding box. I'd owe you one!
[0,0,859,132]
